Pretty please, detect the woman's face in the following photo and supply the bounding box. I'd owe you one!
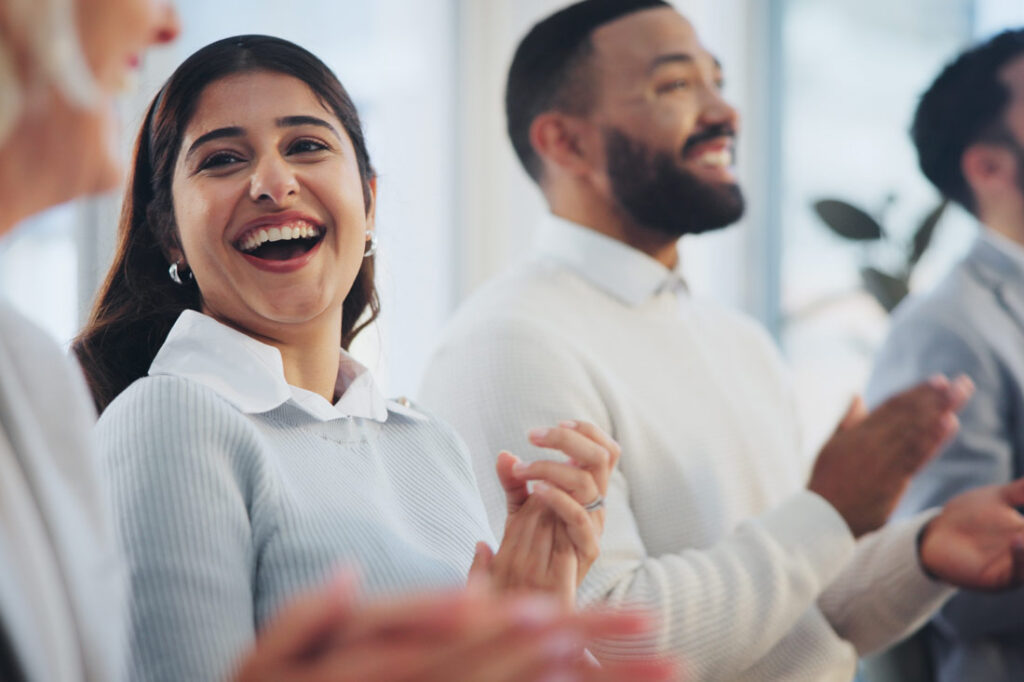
[0,0,177,228]
[170,70,375,342]
[76,0,179,92]
[70,0,179,193]
[69,0,179,190]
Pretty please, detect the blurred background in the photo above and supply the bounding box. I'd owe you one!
[2,0,1023,458]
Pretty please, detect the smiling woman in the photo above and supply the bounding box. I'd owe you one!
[68,35,640,682]
[74,37,380,408]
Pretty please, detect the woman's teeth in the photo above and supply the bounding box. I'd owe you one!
[239,222,323,252]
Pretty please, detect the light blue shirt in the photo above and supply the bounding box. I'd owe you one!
[99,311,494,682]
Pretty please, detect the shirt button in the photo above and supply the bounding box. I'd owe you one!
[396,397,411,407]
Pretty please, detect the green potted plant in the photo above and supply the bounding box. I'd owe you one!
[813,196,949,312]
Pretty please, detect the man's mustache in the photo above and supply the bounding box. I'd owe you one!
[681,124,736,156]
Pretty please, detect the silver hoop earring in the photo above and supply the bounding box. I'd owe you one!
[169,260,193,285]
[364,230,377,258]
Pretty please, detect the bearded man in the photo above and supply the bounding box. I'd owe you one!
[420,2,1024,680]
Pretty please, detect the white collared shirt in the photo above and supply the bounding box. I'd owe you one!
[149,310,396,423]
[533,214,689,306]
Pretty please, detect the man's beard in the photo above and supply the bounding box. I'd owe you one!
[603,126,745,238]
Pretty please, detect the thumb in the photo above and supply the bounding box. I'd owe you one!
[836,395,868,432]
[496,450,529,513]
[467,541,494,592]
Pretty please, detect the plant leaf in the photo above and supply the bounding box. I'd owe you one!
[860,266,910,313]
[813,199,886,241]
[909,198,948,266]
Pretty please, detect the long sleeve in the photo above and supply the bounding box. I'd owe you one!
[867,308,1024,641]
[97,376,263,682]
[818,510,950,654]
[419,318,860,679]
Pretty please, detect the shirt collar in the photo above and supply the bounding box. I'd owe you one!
[533,213,687,306]
[149,310,389,423]
[979,228,1024,278]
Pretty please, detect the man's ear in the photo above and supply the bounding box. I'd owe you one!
[962,143,1016,197]
[529,112,599,178]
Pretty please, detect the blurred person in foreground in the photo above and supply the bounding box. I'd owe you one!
[867,28,1024,682]
[420,1,1024,679]
[0,3,672,682]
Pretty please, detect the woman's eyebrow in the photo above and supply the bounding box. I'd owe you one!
[184,126,245,161]
[277,115,340,138]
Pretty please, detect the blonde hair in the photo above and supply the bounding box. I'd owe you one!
[0,0,99,144]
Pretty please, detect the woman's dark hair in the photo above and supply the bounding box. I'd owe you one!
[73,35,379,413]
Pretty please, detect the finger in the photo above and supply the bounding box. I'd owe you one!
[573,607,658,640]
[522,510,559,589]
[496,450,530,513]
[919,373,970,413]
[494,496,545,589]
[950,374,975,410]
[339,589,489,644]
[534,482,600,567]
[999,477,1024,508]
[410,625,584,682]
[308,640,435,682]
[551,522,582,600]
[513,459,599,506]
[835,395,868,432]
[467,542,494,592]
[244,571,357,670]
[528,427,612,491]
[559,420,622,470]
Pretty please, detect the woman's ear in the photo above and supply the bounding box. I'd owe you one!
[365,175,378,232]
[166,246,184,266]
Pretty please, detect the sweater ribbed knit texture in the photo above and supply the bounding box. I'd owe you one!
[420,241,953,681]
[98,374,493,682]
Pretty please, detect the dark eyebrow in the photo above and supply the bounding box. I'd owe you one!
[276,115,340,138]
[648,53,695,74]
[184,116,341,163]
[185,126,244,161]
[648,52,724,77]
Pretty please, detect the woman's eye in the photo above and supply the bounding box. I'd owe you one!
[198,152,243,171]
[289,139,329,154]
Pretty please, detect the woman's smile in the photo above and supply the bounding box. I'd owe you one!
[234,210,327,271]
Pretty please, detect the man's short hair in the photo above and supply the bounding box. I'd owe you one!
[912,29,1024,214]
[505,0,670,182]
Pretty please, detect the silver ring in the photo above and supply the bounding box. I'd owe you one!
[583,495,605,512]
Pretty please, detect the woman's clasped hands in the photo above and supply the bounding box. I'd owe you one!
[470,420,621,607]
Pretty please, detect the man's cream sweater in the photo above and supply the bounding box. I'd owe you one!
[419,216,951,681]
